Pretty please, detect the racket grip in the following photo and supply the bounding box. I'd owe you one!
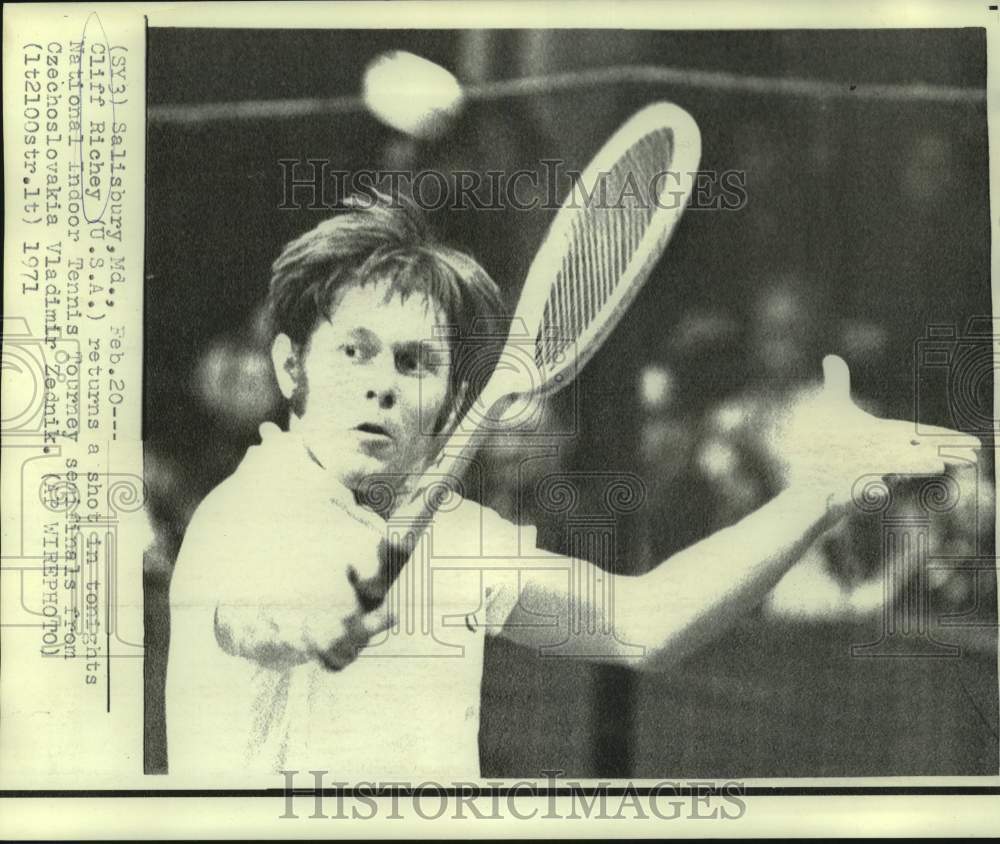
[353,474,463,613]
[353,537,409,613]
[351,408,486,612]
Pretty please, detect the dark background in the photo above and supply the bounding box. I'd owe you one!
[144,28,996,777]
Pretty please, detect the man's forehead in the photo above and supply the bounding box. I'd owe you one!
[324,281,448,343]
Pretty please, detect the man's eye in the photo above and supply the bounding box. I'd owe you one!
[344,344,357,359]
[397,351,419,373]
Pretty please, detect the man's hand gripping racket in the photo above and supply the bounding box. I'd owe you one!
[351,102,704,611]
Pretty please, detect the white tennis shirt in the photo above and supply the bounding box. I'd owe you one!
[166,422,539,781]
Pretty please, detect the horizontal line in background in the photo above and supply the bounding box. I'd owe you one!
[147,64,987,125]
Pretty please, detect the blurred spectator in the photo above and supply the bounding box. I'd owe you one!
[480,398,575,530]
[638,363,694,488]
[192,305,281,434]
[631,308,744,560]
[142,449,201,584]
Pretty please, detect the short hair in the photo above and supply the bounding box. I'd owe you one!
[265,190,506,421]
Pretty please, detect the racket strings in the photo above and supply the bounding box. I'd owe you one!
[537,128,673,372]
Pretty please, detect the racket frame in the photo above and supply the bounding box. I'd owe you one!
[369,101,703,598]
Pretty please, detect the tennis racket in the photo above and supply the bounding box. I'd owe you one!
[355,101,702,609]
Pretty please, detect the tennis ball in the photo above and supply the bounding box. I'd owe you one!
[362,50,464,140]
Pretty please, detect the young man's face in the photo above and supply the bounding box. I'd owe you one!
[274,280,454,493]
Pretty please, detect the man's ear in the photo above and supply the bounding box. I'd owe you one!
[270,333,301,400]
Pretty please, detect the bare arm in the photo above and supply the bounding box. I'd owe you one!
[498,488,840,669]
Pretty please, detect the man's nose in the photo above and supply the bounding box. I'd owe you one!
[365,387,396,410]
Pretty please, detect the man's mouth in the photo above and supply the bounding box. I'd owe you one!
[355,422,392,439]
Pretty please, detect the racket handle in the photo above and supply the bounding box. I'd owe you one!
[353,443,474,613]
[354,540,408,613]
[352,383,518,610]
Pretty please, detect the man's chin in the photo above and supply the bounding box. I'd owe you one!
[336,455,397,493]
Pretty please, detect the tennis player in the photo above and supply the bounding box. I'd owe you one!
[165,192,978,779]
